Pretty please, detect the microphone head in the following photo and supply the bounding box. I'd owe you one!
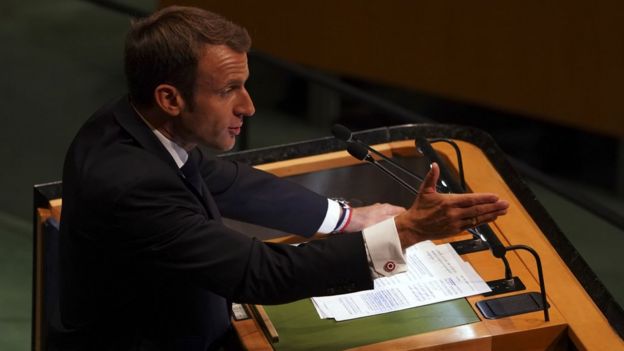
[331,124,352,142]
[346,142,371,161]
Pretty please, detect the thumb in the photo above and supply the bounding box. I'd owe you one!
[418,162,440,194]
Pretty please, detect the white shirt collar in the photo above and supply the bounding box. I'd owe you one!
[152,128,188,169]
[131,104,188,168]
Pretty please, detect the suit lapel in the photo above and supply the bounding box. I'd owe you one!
[113,96,179,171]
[184,150,223,223]
[112,96,222,221]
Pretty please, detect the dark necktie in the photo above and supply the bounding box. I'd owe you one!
[180,151,222,222]
[181,151,205,198]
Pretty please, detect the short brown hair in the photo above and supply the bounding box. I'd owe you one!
[124,6,251,106]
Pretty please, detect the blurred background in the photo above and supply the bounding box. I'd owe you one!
[1,0,623,349]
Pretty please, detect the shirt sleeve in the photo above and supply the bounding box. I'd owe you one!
[317,201,406,278]
[315,199,342,234]
[361,217,407,278]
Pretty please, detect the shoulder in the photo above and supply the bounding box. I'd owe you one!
[96,146,180,198]
[64,134,182,212]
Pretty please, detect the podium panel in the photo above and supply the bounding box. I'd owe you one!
[263,299,478,351]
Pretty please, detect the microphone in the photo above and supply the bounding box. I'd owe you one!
[334,125,506,257]
[332,124,430,185]
[346,142,419,195]
[331,124,353,142]
[346,140,488,245]
[337,126,506,258]
[415,138,464,194]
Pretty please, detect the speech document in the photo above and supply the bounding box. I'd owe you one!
[312,240,490,321]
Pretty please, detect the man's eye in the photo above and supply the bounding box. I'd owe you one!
[220,85,241,96]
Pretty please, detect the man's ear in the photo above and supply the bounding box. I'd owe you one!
[154,84,185,116]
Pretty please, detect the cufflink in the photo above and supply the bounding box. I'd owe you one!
[383,261,396,273]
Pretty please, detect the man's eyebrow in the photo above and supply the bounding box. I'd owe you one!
[223,77,247,87]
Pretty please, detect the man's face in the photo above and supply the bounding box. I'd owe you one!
[177,45,255,151]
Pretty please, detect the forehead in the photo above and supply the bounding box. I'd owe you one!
[197,45,249,84]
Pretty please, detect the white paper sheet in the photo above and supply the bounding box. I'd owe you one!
[311,240,490,321]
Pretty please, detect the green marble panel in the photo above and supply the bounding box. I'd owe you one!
[263,298,479,351]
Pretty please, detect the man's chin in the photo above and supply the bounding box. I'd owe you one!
[212,138,237,152]
[199,134,238,152]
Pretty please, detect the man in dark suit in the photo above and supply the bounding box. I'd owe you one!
[56,6,509,351]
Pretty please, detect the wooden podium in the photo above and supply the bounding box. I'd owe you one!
[221,124,623,350]
[33,125,623,350]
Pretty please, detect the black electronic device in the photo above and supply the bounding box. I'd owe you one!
[476,292,549,319]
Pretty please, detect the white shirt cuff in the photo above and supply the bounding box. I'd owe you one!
[315,199,342,234]
[362,217,407,278]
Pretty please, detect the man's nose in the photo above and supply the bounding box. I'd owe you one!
[236,88,255,118]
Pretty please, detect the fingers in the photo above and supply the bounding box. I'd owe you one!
[418,162,440,194]
[447,192,501,207]
[466,200,509,217]
[461,217,478,230]
[478,209,508,223]
[461,210,507,228]
[459,202,509,230]
[459,201,508,221]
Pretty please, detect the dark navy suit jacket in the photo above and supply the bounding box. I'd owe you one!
[55,96,373,350]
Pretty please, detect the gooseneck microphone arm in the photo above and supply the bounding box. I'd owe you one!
[505,245,550,321]
[427,138,467,191]
[346,143,419,195]
[335,124,502,257]
[415,137,507,258]
[332,124,432,187]
[336,125,505,257]
[343,132,485,246]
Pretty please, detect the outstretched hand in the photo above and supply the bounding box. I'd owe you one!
[395,163,509,249]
